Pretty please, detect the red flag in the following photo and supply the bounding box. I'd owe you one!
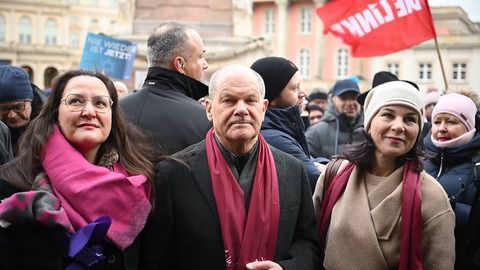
[316,0,437,57]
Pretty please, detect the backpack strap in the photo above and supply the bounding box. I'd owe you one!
[322,158,345,199]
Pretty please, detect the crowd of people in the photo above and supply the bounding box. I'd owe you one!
[0,21,478,270]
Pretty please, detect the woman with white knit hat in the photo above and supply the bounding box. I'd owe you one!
[424,92,480,269]
[313,81,455,269]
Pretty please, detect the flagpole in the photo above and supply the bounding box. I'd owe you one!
[431,28,448,91]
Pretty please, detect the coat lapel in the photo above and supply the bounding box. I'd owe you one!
[368,167,403,241]
[271,148,287,206]
[188,142,219,217]
[325,166,388,269]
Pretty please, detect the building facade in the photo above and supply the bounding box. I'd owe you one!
[130,0,270,89]
[369,6,480,95]
[2,1,478,95]
[251,0,480,95]
[0,0,133,90]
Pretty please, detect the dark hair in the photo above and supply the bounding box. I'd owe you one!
[308,91,328,101]
[306,104,324,114]
[147,22,190,68]
[340,129,425,173]
[0,70,156,199]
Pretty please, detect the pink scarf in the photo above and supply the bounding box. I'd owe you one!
[40,125,152,250]
[206,128,279,270]
[319,161,423,270]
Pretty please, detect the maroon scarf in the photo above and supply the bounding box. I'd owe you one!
[206,128,280,270]
[319,161,423,270]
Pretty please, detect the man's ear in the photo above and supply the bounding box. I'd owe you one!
[262,99,269,113]
[174,56,185,73]
[205,98,213,121]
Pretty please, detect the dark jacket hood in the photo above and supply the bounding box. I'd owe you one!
[144,67,208,101]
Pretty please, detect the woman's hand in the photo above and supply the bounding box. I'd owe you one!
[246,260,283,270]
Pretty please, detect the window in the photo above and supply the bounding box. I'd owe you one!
[70,32,79,48]
[419,63,432,81]
[300,8,312,35]
[336,48,349,78]
[299,49,310,79]
[45,19,57,45]
[387,63,399,77]
[452,62,466,82]
[19,16,32,44]
[264,9,275,35]
[69,16,79,26]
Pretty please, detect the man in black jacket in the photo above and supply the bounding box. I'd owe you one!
[121,22,211,155]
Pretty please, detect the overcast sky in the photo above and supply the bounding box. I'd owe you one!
[429,0,480,22]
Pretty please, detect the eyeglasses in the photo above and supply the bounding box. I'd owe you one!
[0,101,28,115]
[61,94,113,113]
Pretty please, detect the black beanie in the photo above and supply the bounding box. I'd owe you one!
[251,57,298,102]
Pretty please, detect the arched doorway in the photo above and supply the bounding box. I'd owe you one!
[44,66,58,92]
[21,65,34,82]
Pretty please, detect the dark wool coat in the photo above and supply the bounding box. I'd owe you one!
[139,140,321,270]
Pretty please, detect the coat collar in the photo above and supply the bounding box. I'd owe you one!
[143,67,208,100]
[263,106,304,136]
[324,166,390,269]
[186,142,288,218]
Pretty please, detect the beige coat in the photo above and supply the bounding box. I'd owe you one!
[313,162,455,270]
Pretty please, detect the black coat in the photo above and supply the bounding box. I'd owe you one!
[120,67,211,155]
[139,140,321,270]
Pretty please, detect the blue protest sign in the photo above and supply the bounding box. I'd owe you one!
[80,33,137,80]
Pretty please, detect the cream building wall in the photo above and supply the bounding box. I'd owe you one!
[0,0,133,89]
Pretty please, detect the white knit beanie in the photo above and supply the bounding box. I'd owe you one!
[364,81,424,132]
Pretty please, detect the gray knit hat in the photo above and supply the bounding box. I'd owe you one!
[0,66,33,102]
[364,81,424,132]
